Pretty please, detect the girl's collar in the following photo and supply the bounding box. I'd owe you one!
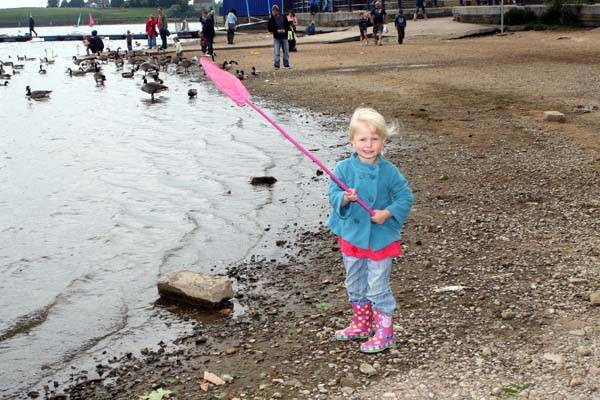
[350,152,384,170]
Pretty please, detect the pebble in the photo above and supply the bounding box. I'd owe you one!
[543,111,566,122]
[501,309,516,320]
[341,386,355,395]
[481,347,492,357]
[383,392,396,398]
[568,329,586,337]
[359,363,377,376]
[272,392,282,399]
[590,291,600,306]
[543,353,565,365]
[222,374,234,383]
[569,376,585,387]
[576,346,592,357]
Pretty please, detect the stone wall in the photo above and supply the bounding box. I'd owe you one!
[296,7,454,26]
[452,4,600,26]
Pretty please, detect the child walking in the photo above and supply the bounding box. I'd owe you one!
[328,108,413,353]
[174,37,184,62]
[358,12,370,46]
[394,10,407,44]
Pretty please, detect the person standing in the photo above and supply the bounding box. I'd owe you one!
[157,7,169,50]
[145,15,157,49]
[29,15,38,38]
[414,0,427,20]
[287,11,298,52]
[394,10,407,44]
[226,9,237,45]
[267,4,291,70]
[310,0,319,15]
[370,1,386,46]
[126,30,133,51]
[201,10,215,56]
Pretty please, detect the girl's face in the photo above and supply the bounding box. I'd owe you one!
[351,120,385,164]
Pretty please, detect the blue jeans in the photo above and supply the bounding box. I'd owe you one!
[343,254,396,315]
[148,36,156,48]
[273,38,290,68]
[322,0,333,11]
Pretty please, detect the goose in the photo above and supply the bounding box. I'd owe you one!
[178,58,194,74]
[139,62,159,75]
[25,56,36,61]
[141,77,168,102]
[188,88,197,98]
[121,70,135,78]
[1,81,8,86]
[39,65,47,74]
[94,71,106,85]
[235,70,245,80]
[0,73,11,80]
[43,57,55,65]
[13,64,25,70]
[2,61,14,67]
[115,58,124,69]
[251,66,260,76]
[84,63,101,73]
[17,55,25,61]
[228,60,239,65]
[26,86,52,99]
[67,67,86,77]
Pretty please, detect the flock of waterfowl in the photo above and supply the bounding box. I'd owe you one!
[1,44,262,103]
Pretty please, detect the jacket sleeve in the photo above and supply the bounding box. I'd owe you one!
[384,167,413,225]
[268,17,275,33]
[328,163,351,219]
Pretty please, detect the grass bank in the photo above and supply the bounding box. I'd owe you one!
[0,7,201,28]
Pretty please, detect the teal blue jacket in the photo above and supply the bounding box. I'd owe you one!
[327,153,413,251]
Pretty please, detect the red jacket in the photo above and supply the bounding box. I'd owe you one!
[146,18,157,37]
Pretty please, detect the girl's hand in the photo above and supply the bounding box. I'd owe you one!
[344,189,358,203]
[371,209,391,224]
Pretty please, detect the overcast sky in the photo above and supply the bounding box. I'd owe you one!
[1,0,47,8]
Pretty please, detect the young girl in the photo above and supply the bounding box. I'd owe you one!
[328,108,413,353]
[358,12,370,46]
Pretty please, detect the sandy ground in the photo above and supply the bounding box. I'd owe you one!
[53,23,600,400]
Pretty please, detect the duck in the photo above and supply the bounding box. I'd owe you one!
[67,67,86,77]
[94,71,106,85]
[26,86,52,99]
[39,65,47,74]
[121,70,135,78]
[188,88,197,98]
[141,77,168,102]
[221,61,232,71]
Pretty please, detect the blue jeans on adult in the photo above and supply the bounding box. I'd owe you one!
[322,0,333,11]
[343,254,396,315]
[273,38,290,69]
[147,36,156,48]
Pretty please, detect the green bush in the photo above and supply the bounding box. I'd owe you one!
[540,4,561,24]
[504,8,537,25]
[526,22,548,30]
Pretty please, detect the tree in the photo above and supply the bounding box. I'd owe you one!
[70,0,85,6]
[111,0,125,6]
[60,0,70,7]
[47,0,59,7]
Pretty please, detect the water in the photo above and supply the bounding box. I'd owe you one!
[0,29,344,399]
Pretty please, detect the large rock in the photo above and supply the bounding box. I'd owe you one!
[544,111,566,123]
[157,270,233,307]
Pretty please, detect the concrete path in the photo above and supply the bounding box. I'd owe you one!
[163,17,494,56]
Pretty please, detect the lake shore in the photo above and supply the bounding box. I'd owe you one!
[49,27,600,400]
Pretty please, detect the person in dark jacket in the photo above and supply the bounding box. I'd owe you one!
[201,10,215,56]
[394,10,407,44]
[29,15,38,38]
[267,5,291,69]
[87,30,104,54]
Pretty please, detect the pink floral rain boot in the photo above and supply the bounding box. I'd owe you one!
[334,301,373,341]
[360,309,395,353]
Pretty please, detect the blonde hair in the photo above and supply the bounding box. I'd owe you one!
[349,107,397,141]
